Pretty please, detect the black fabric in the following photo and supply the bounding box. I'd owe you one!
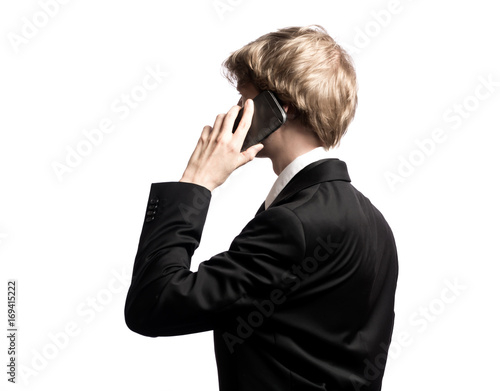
[125,158,398,390]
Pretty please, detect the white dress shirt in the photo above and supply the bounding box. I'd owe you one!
[264,147,335,209]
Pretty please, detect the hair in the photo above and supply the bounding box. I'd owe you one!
[222,25,358,149]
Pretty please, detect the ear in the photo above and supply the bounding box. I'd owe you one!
[282,104,297,120]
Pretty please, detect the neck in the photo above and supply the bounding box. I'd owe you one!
[256,115,325,175]
[268,122,324,175]
[271,144,323,175]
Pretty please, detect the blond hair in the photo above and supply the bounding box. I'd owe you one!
[222,25,358,149]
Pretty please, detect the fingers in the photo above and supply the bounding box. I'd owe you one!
[208,105,241,139]
[220,104,243,133]
[200,100,255,159]
[200,111,228,145]
[232,99,254,141]
[211,113,226,140]
[238,143,264,167]
[200,125,212,142]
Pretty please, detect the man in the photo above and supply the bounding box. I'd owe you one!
[125,25,398,390]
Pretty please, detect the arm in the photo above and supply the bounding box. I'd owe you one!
[124,181,306,337]
[125,99,303,336]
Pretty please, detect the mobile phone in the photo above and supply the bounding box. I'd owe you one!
[232,90,287,152]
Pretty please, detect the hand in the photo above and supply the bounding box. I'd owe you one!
[179,99,264,192]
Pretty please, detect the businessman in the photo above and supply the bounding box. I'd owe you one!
[125,25,398,390]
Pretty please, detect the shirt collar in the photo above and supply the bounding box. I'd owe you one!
[264,147,335,209]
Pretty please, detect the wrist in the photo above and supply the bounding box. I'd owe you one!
[179,175,214,192]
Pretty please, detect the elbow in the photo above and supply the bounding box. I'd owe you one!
[124,299,157,338]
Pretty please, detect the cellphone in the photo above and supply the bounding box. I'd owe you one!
[232,90,287,152]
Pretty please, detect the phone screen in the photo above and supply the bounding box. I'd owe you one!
[232,91,287,152]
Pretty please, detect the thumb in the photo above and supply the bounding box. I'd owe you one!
[238,143,264,166]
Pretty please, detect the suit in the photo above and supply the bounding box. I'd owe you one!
[125,158,398,390]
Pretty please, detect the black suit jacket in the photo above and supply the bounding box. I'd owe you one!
[125,158,398,391]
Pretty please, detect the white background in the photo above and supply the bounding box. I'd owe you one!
[1,0,499,389]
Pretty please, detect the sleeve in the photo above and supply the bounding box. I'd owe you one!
[124,181,306,337]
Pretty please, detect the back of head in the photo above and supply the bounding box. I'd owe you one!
[223,25,358,149]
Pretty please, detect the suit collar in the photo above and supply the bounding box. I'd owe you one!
[265,147,332,209]
[256,158,350,214]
